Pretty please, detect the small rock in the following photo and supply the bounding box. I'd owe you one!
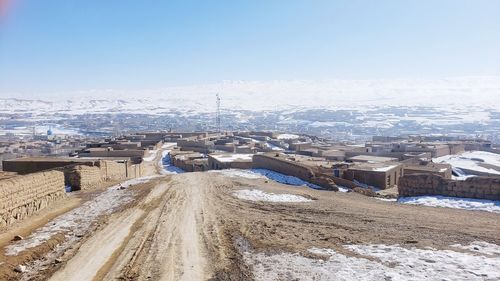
[12,235,24,241]
[14,265,26,273]
[54,258,62,264]
[473,247,480,251]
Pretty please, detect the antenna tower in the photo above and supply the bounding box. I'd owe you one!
[216,93,221,133]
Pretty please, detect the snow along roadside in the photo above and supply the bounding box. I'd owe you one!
[5,176,159,256]
[398,195,500,214]
[233,189,312,203]
[242,242,500,281]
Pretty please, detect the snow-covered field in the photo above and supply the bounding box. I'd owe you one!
[434,151,500,175]
[243,242,500,281]
[398,196,500,214]
[234,189,312,203]
[5,176,158,256]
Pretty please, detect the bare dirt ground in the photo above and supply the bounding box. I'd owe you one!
[1,171,499,280]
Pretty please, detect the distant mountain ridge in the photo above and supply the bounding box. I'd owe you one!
[1,77,499,115]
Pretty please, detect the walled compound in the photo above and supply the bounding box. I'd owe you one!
[398,174,500,200]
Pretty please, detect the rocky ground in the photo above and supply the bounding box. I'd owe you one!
[0,170,499,280]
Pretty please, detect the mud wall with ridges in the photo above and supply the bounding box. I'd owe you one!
[252,154,350,190]
[398,174,500,200]
[252,154,315,181]
[102,161,128,181]
[0,171,66,228]
[65,165,104,191]
[65,161,136,190]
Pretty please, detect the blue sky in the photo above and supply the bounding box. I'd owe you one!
[0,0,499,94]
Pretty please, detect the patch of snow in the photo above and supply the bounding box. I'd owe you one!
[209,169,265,179]
[210,153,253,162]
[264,143,285,151]
[159,150,185,174]
[337,186,349,192]
[119,175,161,187]
[371,165,398,172]
[452,175,476,180]
[277,134,300,140]
[242,242,500,281]
[451,167,476,180]
[161,142,177,149]
[398,195,500,213]
[251,169,322,189]
[142,150,158,162]
[234,189,312,203]
[451,241,500,256]
[434,151,500,175]
[374,197,397,202]
[5,176,157,256]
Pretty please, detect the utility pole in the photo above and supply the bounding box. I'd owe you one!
[216,93,221,133]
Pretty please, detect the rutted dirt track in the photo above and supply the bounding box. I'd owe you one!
[1,172,500,280]
[99,176,208,281]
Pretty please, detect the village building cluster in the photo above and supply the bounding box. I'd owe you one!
[1,130,499,229]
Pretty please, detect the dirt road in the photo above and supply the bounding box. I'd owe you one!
[2,171,499,280]
[100,175,209,281]
[49,175,209,281]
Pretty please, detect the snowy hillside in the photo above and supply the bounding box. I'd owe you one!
[1,77,500,115]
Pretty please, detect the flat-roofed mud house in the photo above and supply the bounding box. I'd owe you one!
[208,153,253,170]
[401,158,452,179]
[177,138,215,154]
[347,155,399,164]
[390,142,465,158]
[342,162,403,189]
[169,150,208,172]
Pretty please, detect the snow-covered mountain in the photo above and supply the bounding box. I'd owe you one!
[1,77,499,115]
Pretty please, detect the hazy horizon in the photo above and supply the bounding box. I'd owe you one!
[1,0,500,96]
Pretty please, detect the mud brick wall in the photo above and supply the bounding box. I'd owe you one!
[101,161,128,180]
[65,161,133,190]
[65,165,104,191]
[252,154,357,190]
[128,163,144,178]
[252,154,315,181]
[0,171,66,228]
[398,174,500,200]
